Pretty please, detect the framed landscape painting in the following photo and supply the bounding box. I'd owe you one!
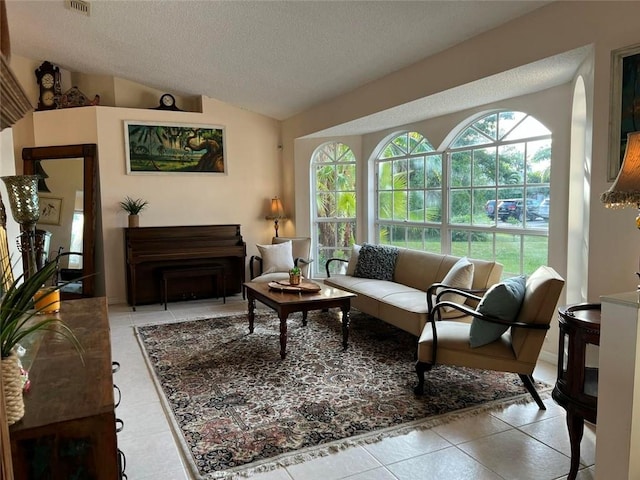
[609,44,640,181]
[124,121,226,174]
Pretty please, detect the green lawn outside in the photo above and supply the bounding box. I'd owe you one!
[386,235,548,278]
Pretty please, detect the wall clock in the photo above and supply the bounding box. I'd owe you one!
[35,61,62,111]
[154,93,181,111]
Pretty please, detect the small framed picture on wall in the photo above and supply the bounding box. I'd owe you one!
[38,196,63,225]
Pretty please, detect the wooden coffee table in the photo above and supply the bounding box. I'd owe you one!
[244,281,356,359]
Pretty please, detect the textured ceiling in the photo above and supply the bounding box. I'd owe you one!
[5,0,556,125]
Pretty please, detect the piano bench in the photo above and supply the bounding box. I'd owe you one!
[160,265,226,310]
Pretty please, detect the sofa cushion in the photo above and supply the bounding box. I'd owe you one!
[257,240,294,274]
[354,243,399,281]
[346,244,361,275]
[437,257,474,307]
[469,275,526,348]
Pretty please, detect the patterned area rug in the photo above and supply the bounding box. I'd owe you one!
[136,310,549,479]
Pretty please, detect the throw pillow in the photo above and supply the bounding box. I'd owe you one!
[437,257,474,307]
[346,244,361,275]
[469,275,527,348]
[257,241,294,274]
[354,243,399,280]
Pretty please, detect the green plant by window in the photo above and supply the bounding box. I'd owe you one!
[119,196,149,215]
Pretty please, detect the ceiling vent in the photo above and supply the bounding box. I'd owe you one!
[65,0,90,16]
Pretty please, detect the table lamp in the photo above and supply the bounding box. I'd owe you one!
[265,196,286,237]
[601,131,640,287]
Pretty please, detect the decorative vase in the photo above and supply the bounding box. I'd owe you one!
[128,214,139,228]
[289,273,301,285]
[34,286,61,313]
[2,352,25,425]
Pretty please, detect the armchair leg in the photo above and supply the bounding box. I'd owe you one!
[414,361,432,395]
[519,374,546,410]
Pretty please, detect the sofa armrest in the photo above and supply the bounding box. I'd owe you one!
[325,257,348,278]
[249,255,263,279]
[426,283,487,314]
[431,301,550,330]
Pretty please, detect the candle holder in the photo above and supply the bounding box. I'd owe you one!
[1,175,41,278]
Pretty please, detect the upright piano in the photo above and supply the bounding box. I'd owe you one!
[124,224,246,309]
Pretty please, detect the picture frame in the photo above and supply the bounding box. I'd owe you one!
[38,195,62,225]
[609,43,640,181]
[124,121,227,175]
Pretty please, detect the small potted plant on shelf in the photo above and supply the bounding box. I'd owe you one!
[119,196,148,228]
[0,256,82,425]
[289,265,301,286]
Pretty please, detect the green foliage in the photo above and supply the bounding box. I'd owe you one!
[119,196,149,215]
[1,256,83,359]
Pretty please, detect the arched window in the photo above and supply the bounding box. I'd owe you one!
[311,142,356,277]
[448,111,550,276]
[375,132,443,251]
[375,113,551,277]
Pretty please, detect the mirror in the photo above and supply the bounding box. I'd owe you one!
[22,144,97,299]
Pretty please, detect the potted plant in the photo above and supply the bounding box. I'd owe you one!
[289,265,301,285]
[119,196,148,228]
[0,256,82,425]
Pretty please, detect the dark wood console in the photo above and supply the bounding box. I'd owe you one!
[553,303,600,480]
[10,297,118,479]
[124,224,246,309]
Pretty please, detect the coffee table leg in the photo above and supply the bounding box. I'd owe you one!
[341,305,350,351]
[279,313,288,359]
[248,294,255,334]
[302,310,308,326]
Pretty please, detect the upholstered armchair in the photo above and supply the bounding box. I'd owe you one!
[249,237,313,282]
[415,265,565,409]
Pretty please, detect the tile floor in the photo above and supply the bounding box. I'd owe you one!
[109,295,596,480]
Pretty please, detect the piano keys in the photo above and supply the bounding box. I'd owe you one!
[124,224,246,309]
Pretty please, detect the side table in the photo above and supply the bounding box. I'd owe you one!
[552,303,600,480]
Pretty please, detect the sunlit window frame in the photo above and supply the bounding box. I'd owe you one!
[375,112,551,277]
[311,142,357,278]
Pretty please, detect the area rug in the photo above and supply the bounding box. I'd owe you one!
[135,310,550,479]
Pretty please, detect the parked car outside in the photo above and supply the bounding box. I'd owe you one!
[537,197,550,219]
[497,198,540,221]
[485,199,496,219]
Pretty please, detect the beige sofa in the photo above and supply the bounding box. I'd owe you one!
[324,246,503,337]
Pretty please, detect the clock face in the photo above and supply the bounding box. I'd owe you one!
[161,94,174,107]
[41,73,55,89]
[42,91,56,107]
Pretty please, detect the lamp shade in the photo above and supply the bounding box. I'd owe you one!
[601,131,640,208]
[267,196,285,219]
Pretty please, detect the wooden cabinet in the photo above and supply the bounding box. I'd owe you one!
[9,297,118,479]
[553,303,600,480]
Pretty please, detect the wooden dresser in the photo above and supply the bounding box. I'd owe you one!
[9,297,118,479]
